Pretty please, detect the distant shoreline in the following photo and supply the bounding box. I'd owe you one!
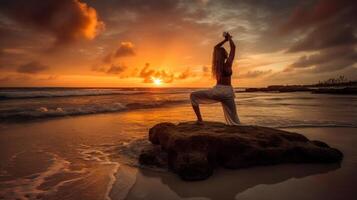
[244,82,357,95]
[1,81,357,95]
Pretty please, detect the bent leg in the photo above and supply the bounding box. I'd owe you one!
[221,98,240,125]
[190,89,218,122]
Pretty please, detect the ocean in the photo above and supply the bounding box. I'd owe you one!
[0,87,356,128]
[0,88,356,200]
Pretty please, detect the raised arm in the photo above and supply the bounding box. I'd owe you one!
[214,38,228,50]
[225,37,235,67]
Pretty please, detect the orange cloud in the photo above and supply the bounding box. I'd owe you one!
[0,0,104,45]
[74,0,104,41]
[115,42,136,57]
[103,42,136,64]
[139,63,173,83]
[106,64,127,74]
[138,63,195,84]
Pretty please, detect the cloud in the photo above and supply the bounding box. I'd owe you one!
[103,42,136,64]
[288,21,357,52]
[46,75,59,80]
[282,0,357,52]
[114,42,135,58]
[93,41,135,76]
[237,70,272,79]
[139,63,174,83]
[0,0,104,45]
[280,0,349,32]
[177,68,192,79]
[201,66,211,77]
[92,63,127,75]
[137,63,194,83]
[280,0,357,75]
[17,61,49,74]
[286,46,357,72]
[106,64,127,74]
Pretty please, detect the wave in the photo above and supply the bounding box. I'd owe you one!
[0,88,197,100]
[0,90,154,100]
[249,118,357,129]
[0,99,188,122]
[275,123,357,128]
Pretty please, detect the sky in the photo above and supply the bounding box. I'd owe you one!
[0,0,356,87]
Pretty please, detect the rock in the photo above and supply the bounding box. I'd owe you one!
[139,122,343,181]
[139,145,168,168]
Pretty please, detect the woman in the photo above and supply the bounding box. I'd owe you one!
[190,32,240,125]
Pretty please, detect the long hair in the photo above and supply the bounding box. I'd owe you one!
[212,47,227,79]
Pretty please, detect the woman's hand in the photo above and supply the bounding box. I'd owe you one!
[224,32,232,40]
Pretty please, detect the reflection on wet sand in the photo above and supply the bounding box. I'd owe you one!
[126,163,340,200]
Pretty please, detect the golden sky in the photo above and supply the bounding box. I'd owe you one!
[0,0,356,87]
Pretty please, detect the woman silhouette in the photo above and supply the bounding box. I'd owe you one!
[190,32,240,125]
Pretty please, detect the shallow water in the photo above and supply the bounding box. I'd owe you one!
[0,90,356,199]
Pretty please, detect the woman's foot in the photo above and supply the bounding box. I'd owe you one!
[195,120,204,125]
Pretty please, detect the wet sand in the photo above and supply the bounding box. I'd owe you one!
[124,127,357,200]
[0,106,356,200]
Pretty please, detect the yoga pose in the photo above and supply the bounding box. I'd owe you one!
[190,32,240,125]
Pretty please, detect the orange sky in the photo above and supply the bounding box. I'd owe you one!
[0,0,356,87]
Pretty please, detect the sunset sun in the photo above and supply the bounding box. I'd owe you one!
[151,77,162,86]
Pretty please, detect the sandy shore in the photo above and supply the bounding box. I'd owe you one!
[0,107,356,200]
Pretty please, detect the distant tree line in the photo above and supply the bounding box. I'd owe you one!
[313,75,357,87]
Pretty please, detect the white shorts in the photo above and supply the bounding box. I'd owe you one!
[190,85,240,125]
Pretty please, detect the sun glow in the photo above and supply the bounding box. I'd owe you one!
[151,77,162,86]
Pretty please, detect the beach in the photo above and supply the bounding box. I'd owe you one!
[0,88,356,200]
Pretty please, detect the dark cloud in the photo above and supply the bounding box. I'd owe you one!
[17,61,49,74]
[106,64,127,74]
[102,42,136,63]
[0,0,104,45]
[283,0,357,52]
[287,19,357,52]
[114,42,135,57]
[86,0,182,18]
[281,0,357,75]
[92,41,135,77]
[92,63,127,75]
[281,0,356,32]
[287,46,357,72]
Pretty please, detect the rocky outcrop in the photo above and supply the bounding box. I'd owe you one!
[139,122,343,181]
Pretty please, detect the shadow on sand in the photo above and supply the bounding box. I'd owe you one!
[133,163,340,200]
